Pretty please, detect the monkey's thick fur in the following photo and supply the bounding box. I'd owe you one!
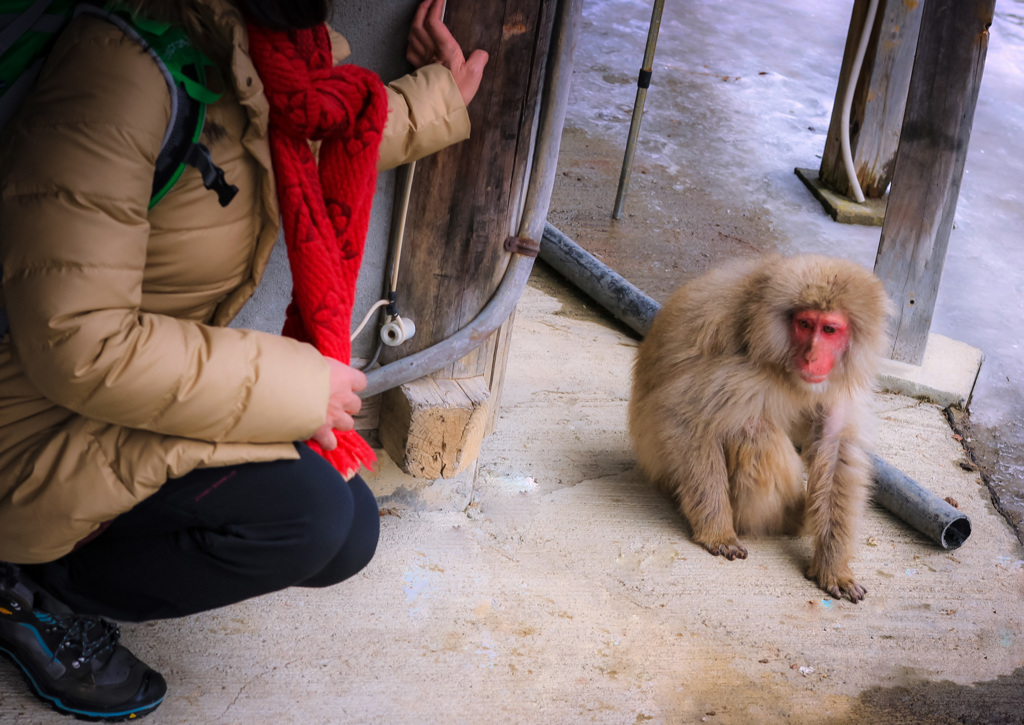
[628,254,892,601]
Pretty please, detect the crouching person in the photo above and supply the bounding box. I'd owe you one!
[0,0,485,718]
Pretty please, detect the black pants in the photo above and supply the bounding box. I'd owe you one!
[24,444,379,622]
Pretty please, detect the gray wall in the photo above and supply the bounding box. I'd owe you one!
[231,0,422,363]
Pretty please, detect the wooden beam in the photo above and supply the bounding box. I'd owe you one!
[873,0,995,364]
[484,308,516,436]
[819,0,923,199]
[377,0,555,475]
[379,376,490,479]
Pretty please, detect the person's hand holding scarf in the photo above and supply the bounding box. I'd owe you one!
[247,18,385,477]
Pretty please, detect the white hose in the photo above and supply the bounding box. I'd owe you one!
[840,0,880,204]
[350,299,389,342]
[350,161,417,347]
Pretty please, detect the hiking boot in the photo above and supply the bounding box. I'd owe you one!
[0,562,166,721]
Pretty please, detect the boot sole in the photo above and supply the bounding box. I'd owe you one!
[0,647,165,722]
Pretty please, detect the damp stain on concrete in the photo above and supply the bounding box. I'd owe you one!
[844,667,1024,725]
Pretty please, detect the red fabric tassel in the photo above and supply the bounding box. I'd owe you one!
[246,21,386,477]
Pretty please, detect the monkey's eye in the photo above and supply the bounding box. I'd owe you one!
[798,319,814,330]
[822,325,837,334]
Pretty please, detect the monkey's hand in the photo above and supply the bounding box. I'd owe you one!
[806,563,866,603]
[699,537,748,561]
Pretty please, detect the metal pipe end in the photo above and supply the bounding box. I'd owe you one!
[941,516,972,550]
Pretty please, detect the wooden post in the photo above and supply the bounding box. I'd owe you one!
[818,0,923,199]
[377,0,555,477]
[873,0,995,365]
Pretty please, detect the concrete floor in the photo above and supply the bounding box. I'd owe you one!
[3,1,1023,716]
[2,266,1021,724]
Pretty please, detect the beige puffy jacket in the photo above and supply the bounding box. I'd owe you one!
[0,0,470,563]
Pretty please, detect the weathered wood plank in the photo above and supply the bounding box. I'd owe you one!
[873,0,995,364]
[819,0,923,199]
[376,0,556,473]
[352,355,380,445]
[378,376,490,478]
[484,308,517,436]
[380,0,552,375]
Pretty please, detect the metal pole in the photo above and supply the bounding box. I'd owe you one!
[540,223,659,336]
[612,0,665,220]
[871,454,971,549]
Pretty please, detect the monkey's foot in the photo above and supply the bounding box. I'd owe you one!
[697,537,748,561]
[806,565,866,603]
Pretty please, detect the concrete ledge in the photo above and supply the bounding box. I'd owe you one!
[795,167,887,226]
[878,333,984,409]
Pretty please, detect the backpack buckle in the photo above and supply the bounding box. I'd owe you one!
[183,142,238,207]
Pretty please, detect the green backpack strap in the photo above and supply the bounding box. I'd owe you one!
[0,0,77,128]
[76,1,238,207]
[2,1,237,207]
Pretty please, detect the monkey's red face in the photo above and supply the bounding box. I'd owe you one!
[790,309,850,384]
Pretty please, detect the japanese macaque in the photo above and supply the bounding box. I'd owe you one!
[628,254,892,602]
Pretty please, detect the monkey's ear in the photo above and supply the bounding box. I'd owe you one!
[740,269,793,364]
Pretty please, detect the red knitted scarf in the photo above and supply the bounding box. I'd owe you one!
[247,21,386,477]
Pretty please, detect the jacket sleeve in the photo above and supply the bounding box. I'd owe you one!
[378,63,471,171]
[326,26,471,170]
[0,18,330,444]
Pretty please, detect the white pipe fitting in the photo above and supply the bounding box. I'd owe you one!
[380,316,416,346]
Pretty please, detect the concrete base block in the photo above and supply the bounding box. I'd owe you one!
[795,167,887,226]
[878,333,984,409]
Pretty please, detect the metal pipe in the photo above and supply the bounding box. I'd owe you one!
[362,0,583,399]
[540,223,659,337]
[612,0,665,220]
[539,222,972,550]
[871,454,971,549]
